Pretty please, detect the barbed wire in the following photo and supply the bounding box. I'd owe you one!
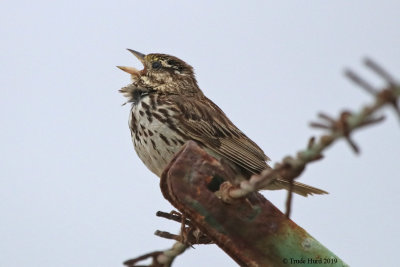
[218,58,399,217]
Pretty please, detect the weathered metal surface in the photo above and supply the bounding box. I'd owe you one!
[160,141,347,267]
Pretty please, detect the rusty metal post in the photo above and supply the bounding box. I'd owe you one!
[160,141,347,267]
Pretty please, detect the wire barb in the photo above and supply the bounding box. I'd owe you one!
[156,211,192,226]
[345,70,377,95]
[364,58,397,86]
[124,251,164,267]
[123,210,213,266]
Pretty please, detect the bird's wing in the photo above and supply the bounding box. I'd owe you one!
[172,95,269,174]
[165,94,328,197]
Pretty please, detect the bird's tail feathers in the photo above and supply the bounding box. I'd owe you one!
[262,178,328,197]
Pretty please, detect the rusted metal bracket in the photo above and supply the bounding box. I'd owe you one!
[160,141,347,267]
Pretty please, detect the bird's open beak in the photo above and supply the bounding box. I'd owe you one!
[127,49,145,63]
[117,49,146,76]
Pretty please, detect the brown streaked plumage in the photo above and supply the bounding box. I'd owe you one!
[118,49,327,196]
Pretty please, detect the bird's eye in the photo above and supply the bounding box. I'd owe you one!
[152,61,162,69]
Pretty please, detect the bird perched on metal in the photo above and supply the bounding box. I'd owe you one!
[118,49,327,196]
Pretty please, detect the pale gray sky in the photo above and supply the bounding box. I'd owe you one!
[1,1,399,266]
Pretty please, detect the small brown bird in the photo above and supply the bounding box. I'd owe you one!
[118,49,327,196]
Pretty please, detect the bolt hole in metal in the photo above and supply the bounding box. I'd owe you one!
[207,175,225,192]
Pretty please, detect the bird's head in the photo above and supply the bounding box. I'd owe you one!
[118,49,201,95]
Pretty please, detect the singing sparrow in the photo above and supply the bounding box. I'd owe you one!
[118,49,327,196]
